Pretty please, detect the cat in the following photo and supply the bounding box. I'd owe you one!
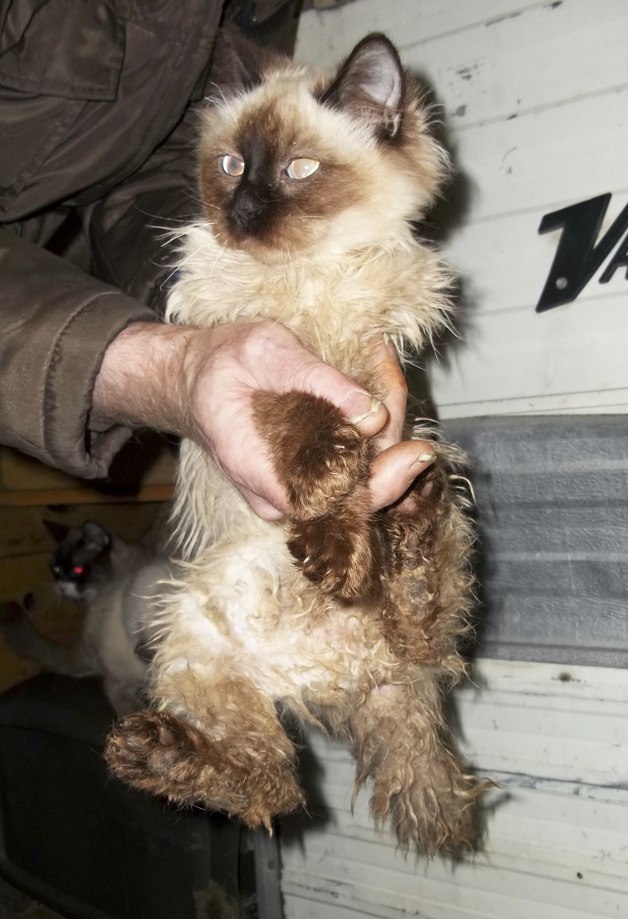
[2,521,171,715]
[47,519,120,601]
[105,31,485,852]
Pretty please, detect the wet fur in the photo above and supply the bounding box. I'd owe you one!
[105,32,485,850]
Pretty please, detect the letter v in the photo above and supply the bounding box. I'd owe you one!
[536,194,628,312]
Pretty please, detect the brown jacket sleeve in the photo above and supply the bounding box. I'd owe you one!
[0,0,223,477]
[0,228,156,478]
[0,0,301,478]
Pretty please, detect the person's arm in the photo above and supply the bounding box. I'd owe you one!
[0,228,155,478]
[93,320,436,518]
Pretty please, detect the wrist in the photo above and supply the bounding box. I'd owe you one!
[92,322,196,436]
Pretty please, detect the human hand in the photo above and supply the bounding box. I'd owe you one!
[180,322,435,518]
[93,320,435,519]
[364,336,436,512]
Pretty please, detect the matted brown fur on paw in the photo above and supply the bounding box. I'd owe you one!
[105,709,209,800]
[253,391,370,519]
[370,763,486,854]
[105,708,305,829]
[288,488,385,601]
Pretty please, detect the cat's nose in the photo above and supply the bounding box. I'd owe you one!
[227,184,272,238]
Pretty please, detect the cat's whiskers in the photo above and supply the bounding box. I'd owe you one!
[204,240,229,280]
[159,238,215,290]
[204,82,229,108]
[181,188,211,212]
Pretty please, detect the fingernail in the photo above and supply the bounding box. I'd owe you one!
[349,394,383,425]
[412,451,436,467]
[382,332,399,359]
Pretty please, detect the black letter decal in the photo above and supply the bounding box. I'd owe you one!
[599,231,628,284]
[536,194,628,312]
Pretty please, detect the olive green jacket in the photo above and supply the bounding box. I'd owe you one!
[0,0,299,478]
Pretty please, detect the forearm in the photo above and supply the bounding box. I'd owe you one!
[0,228,154,477]
[92,321,196,437]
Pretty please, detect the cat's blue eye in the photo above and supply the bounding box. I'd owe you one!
[286,158,320,180]
[220,155,245,177]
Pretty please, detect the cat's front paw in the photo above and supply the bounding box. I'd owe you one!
[254,391,370,519]
[288,491,384,601]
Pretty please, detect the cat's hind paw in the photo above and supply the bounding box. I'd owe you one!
[105,708,305,830]
[105,709,206,800]
[368,756,486,854]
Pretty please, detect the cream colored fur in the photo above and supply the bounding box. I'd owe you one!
[3,540,171,716]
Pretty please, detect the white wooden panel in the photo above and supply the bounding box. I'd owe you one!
[280,660,628,919]
[431,291,628,418]
[403,0,628,129]
[449,93,628,222]
[296,0,542,66]
[297,0,628,418]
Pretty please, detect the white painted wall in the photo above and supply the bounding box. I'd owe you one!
[295,0,628,418]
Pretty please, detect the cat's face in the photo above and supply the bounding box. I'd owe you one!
[198,33,447,263]
[46,521,112,601]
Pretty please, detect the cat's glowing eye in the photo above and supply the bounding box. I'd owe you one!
[286,158,320,180]
[72,565,84,576]
[220,154,245,177]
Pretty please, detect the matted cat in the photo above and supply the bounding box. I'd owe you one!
[106,32,484,851]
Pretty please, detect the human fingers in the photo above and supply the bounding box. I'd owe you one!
[190,322,393,518]
[238,486,285,521]
[368,440,436,512]
[366,337,407,451]
[241,440,437,519]
[240,322,390,437]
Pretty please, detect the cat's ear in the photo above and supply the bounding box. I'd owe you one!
[320,33,405,140]
[209,27,287,97]
[82,522,111,555]
[43,520,70,545]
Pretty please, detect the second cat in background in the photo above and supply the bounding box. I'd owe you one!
[2,521,171,716]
